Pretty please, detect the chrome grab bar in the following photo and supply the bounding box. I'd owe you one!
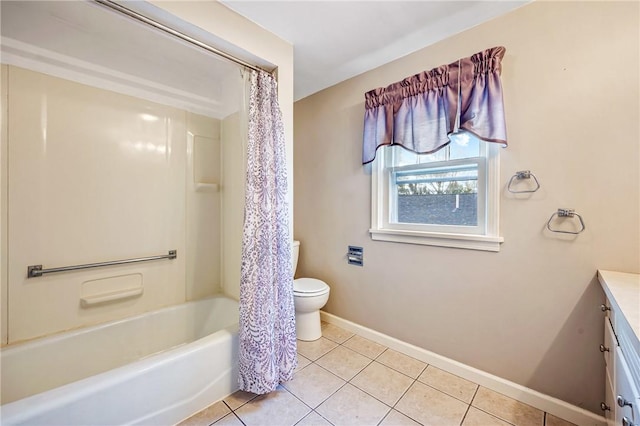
[27,250,177,278]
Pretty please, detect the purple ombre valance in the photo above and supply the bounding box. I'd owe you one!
[362,46,507,164]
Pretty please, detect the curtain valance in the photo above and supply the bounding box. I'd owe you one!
[362,46,507,164]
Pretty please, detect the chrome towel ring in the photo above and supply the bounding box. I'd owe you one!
[508,170,540,193]
[546,209,585,235]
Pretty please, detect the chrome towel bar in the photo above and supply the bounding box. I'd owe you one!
[27,250,177,278]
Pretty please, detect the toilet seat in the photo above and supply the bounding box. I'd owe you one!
[293,278,329,297]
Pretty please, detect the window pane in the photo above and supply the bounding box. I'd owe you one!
[394,164,478,226]
[388,144,446,168]
[449,131,480,160]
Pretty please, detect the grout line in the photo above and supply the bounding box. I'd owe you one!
[350,360,414,404]
[311,345,398,422]
[376,355,428,381]
[472,406,518,426]
[311,409,335,426]
[279,380,317,412]
[469,385,480,405]
[230,411,246,426]
[305,360,350,410]
[376,409,393,426]
[459,402,472,426]
[222,400,234,412]
[390,376,417,411]
[415,379,479,406]
[386,377,428,426]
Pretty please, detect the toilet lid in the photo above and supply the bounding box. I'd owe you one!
[293,278,329,294]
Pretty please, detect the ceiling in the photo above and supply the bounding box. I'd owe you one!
[221,1,529,101]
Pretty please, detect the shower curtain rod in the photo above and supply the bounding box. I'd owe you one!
[93,0,271,75]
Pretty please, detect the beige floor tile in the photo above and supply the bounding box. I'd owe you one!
[297,337,338,361]
[376,349,427,379]
[418,365,478,403]
[295,411,333,426]
[316,345,371,380]
[178,401,231,426]
[545,413,577,426]
[379,409,422,425]
[343,335,386,359]
[462,407,512,426]
[351,361,414,406]
[234,386,311,426]
[472,387,544,426]
[321,322,354,344]
[395,381,469,426]
[224,389,258,410]
[282,363,346,408]
[295,353,312,373]
[316,383,390,426]
[213,413,244,426]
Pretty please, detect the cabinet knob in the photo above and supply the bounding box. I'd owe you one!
[601,304,611,312]
[600,344,610,353]
[600,402,611,411]
[618,395,633,408]
[623,416,637,426]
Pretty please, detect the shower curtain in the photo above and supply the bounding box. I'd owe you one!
[238,70,297,394]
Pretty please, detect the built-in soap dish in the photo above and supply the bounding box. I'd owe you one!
[195,182,219,192]
[80,273,143,307]
[81,288,143,307]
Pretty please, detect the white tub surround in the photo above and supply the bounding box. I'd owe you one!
[1,296,239,426]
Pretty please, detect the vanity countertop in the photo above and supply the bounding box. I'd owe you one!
[598,270,640,343]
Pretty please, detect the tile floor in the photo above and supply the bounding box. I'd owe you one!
[179,322,577,426]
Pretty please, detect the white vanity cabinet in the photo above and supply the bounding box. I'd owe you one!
[598,270,640,426]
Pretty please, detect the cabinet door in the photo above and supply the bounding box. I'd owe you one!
[605,318,617,373]
[607,370,617,425]
[615,346,640,425]
[604,299,616,333]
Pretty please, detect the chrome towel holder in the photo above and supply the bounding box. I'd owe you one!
[508,170,540,193]
[546,209,585,235]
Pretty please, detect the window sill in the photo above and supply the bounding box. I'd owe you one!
[369,228,503,252]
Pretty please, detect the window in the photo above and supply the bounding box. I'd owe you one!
[370,131,503,251]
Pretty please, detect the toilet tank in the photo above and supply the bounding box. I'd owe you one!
[292,240,300,276]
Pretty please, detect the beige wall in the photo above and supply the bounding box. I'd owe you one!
[294,1,639,413]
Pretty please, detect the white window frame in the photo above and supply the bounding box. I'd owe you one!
[370,142,503,252]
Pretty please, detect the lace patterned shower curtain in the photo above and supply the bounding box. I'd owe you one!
[238,70,297,394]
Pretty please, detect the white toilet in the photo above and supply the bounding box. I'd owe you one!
[292,240,330,341]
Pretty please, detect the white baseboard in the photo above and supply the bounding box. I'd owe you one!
[320,311,606,426]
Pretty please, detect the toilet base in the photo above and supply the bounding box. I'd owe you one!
[295,310,322,341]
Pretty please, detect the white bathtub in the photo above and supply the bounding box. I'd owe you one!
[1,295,239,425]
